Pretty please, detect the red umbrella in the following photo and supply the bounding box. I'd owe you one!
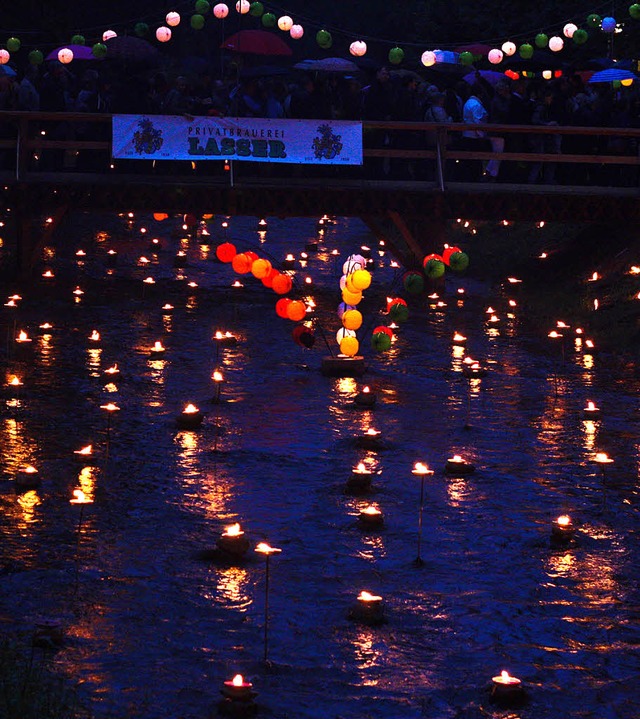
[221,30,292,56]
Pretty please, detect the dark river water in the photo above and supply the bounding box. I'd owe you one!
[0,213,638,719]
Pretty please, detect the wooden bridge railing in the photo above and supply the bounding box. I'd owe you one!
[0,111,639,189]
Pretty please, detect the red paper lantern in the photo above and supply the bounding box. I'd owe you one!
[216,242,237,262]
[385,297,407,313]
[231,252,252,274]
[422,252,444,269]
[286,300,306,321]
[275,298,292,318]
[442,246,461,265]
[261,267,279,288]
[373,325,393,337]
[153,212,168,221]
[272,273,293,295]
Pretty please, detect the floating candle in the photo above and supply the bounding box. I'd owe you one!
[582,401,601,420]
[444,455,475,475]
[358,505,384,529]
[347,462,373,492]
[354,386,376,408]
[355,428,383,450]
[350,590,385,625]
[491,670,525,705]
[452,332,467,345]
[551,514,574,543]
[15,465,40,489]
[150,341,166,355]
[15,330,32,344]
[213,331,238,346]
[221,674,255,701]
[176,403,204,429]
[217,523,250,558]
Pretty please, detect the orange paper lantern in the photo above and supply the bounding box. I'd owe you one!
[272,273,293,295]
[286,300,306,321]
[231,253,252,274]
[251,258,272,279]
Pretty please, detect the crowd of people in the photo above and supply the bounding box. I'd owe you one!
[1,58,638,185]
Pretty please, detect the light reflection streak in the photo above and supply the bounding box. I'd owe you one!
[17,489,41,527]
[77,466,98,503]
[210,566,252,610]
[352,628,382,681]
[86,348,102,377]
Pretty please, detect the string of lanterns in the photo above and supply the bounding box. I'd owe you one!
[0,2,638,68]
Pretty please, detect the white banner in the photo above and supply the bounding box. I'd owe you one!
[112,115,363,165]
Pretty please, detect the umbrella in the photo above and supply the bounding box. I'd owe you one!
[221,30,292,56]
[45,44,97,62]
[104,35,161,65]
[433,50,460,65]
[0,65,17,76]
[588,68,637,83]
[306,57,360,73]
[463,70,507,86]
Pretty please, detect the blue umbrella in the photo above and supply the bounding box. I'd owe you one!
[0,65,16,76]
[588,68,636,83]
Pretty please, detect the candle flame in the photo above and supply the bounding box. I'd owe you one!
[354,462,370,473]
[594,452,613,464]
[183,403,199,414]
[74,445,92,455]
[70,488,93,504]
[232,675,245,687]
[152,341,165,352]
[358,590,382,602]
[212,370,224,382]
[89,330,100,341]
[585,401,597,411]
[548,331,562,339]
[630,266,640,274]
[557,515,571,526]
[585,339,595,349]
[507,277,522,284]
[255,542,282,555]
[22,465,38,474]
[453,333,466,342]
[449,455,464,462]
[9,376,22,386]
[162,304,174,311]
[104,364,119,374]
[100,402,120,412]
[365,429,379,436]
[16,331,31,342]
[361,506,381,515]
[412,462,433,475]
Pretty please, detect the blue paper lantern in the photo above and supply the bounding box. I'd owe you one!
[601,16,617,32]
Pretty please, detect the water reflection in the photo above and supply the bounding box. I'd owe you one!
[210,566,252,611]
[17,489,41,528]
[351,627,382,682]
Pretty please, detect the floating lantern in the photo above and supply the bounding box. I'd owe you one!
[217,523,250,558]
[444,455,475,475]
[462,358,487,378]
[211,370,224,403]
[150,341,166,356]
[221,674,256,701]
[100,402,120,413]
[358,505,384,529]
[551,514,574,543]
[347,462,374,491]
[73,444,94,460]
[355,429,383,451]
[491,671,524,705]
[16,465,40,490]
[452,332,467,346]
[582,401,601,420]
[213,330,238,346]
[349,590,385,625]
[354,385,376,408]
[176,403,204,429]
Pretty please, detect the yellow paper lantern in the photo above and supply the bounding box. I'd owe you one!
[342,309,363,331]
[340,335,359,357]
[342,287,362,305]
[251,258,272,279]
[286,300,306,321]
[351,268,371,291]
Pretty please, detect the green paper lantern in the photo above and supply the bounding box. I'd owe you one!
[424,258,445,279]
[460,51,474,66]
[6,37,21,52]
[262,12,276,27]
[135,22,149,37]
[70,34,85,46]
[389,302,409,323]
[191,14,205,29]
[519,43,533,59]
[449,251,469,273]
[316,29,332,49]
[91,43,107,59]
[388,46,404,65]
[195,0,210,12]
[250,2,264,17]
[371,331,392,352]
[630,3,640,19]
[403,271,424,294]
[572,29,588,44]
[28,49,43,65]
[587,13,601,28]
[613,79,622,88]
[535,33,548,48]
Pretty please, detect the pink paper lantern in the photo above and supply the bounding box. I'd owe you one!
[0,50,10,65]
[488,48,503,64]
[290,24,304,39]
[421,50,436,66]
[166,12,181,27]
[349,40,367,57]
[156,26,172,42]
[235,0,250,13]
[58,47,74,64]
[102,30,117,42]
[213,3,229,17]
[549,36,564,52]
[277,15,293,31]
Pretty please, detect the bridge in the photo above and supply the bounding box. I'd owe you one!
[1,111,639,271]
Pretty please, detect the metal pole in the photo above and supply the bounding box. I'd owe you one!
[416,476,425,566]
[263,554,270,663]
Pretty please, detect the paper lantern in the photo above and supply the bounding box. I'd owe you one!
[232,253,252,274]
[316,29,332,48]
[336,327,356,343]
[601,16,616,32]
[251,258,272,279]
[153,212,168,221]
[422,252,443,269]
[262,12,276,27]
[236,0,251,13]
[244,251,259,263]
[421,50,436,67]
[501,41,516,56]
[213,3,229,18]
[442,246,462,265]
[621,78,634,86]
[191,14,205,29]
[57,47,74,64]
[542,70,552,80]
[135,22,149,36]
[216,242,236,262]
[340,336,359,357]
[272,273,293,295]
[275,298,291,318]
[488,48,503,64]
[371,331,391,352]
[342,287,362,305]
[373,325,393,337]
[277,15,293,31]
[166,12,181,26]
[572,29,588,44]
[563,23,577,38]
[156,26,172,42]
[449,251,469,272]
[549,36,564,52]
[350,40,367,57]
[292,325,314,348]
[249,2,264,17]
[388,47,404,64]
[72,34,86,45]
[6,37,21,52]
[337,302,355,319]
[388,301,409,323]
[535,33,548,48]
[587,14,601,27]
[460,51,474,65]
[290,25,304,39]
[342,256,364,274]
[351,268,372,291]
[342,309,363,331]
[261,267,279,288]
[91,44,106,59]
[0,50,9,65]
[103,30,117,42]
[519,43,534,59]
[286,300,306,322]
[424,258,445,279]
[630,4,640,20]
[403,271,424,294]
[195,0,210,12]
[386,297,406,313]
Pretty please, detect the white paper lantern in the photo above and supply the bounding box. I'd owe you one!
[58,47,74,64]
[501,41,516,56]
[213,3,229,18]
[336,327,356,344]
[563,23,577,38]
[290,24,304,39]
[277,15,293,31]
[102,30,117,42]
[166,12,181,27]
[542,70,552,80]
[421,50,436,67]
[0,50,10,65]
[235,0,250,13]
[549,36,564,52]
[349,40,367,57]
[488,48,503,64]
[156,26,172,42]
